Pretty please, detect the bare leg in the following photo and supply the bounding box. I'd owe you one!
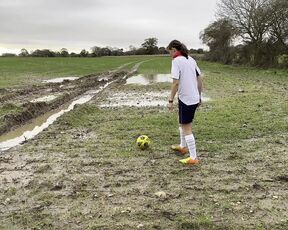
[181,123,192,136]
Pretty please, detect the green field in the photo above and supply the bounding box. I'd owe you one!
[0,56,152,88]
[1,56,287,87]
[0,56,287,229]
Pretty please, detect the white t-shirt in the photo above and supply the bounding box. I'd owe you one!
[171,56,201,105]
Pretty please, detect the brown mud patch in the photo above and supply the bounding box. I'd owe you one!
[0,113,287,229]
[0,70,129,136]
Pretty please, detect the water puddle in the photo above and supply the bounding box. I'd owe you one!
[0,81,114,152]
[100,91,211,108]
[98,76,110,81]
[125,74,172,85]
[99,91,169,108]
[42,77,79,83]
[30,95,59,103]
[202,95,211,102]
[100,100,167,108]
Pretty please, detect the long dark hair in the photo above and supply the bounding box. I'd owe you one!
[167,40,189,59]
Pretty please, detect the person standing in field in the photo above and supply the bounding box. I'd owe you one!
[167,40,202,165]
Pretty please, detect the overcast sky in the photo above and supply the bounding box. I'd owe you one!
[0,0,218,54]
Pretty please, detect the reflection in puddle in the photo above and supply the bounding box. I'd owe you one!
[43,77,79,83]
[0,81,114,152]
[30,95,58,103]
[126,74,172,85]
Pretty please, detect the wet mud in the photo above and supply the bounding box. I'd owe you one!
[0,70,129,137]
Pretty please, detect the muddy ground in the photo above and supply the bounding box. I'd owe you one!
[0,63,287,229]
[0,67,130,136]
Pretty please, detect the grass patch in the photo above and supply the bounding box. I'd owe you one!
[0,103,23,117]
[177,215,221,230]
[0,103,23,127]
[57,105,176,157]
[138,56,171,74]
[0,56,152,88]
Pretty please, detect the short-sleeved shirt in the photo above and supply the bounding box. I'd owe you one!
[171,56,201,105]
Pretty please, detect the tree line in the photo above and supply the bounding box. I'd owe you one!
[200,0,288,67]
[1,38,204,58]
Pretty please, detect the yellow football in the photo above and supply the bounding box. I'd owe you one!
[136,135,150,150]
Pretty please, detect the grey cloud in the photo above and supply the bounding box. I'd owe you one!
[0,0,218,53]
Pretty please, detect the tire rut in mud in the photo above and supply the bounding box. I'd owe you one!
[0,70,130,136]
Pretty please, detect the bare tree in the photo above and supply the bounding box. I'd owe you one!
[60,48,69,57]
[19,48,29,57]
[217,0,274,65]
[200,18,238,63]
[269,0,288,50]
[80,49,89,57]
[91,46,101,57]
[141,38,158,55]
[217,0,271,44]
[128,45,137,55]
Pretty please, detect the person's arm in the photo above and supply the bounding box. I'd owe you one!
[168,79,179,110]
[197,75,203,105]
[195,65,202,105]
[197,75,202,96]
[170,79,179,101]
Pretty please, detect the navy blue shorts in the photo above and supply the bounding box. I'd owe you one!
[178,99,198,124]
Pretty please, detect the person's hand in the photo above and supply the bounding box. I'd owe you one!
[168,102,174,111]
